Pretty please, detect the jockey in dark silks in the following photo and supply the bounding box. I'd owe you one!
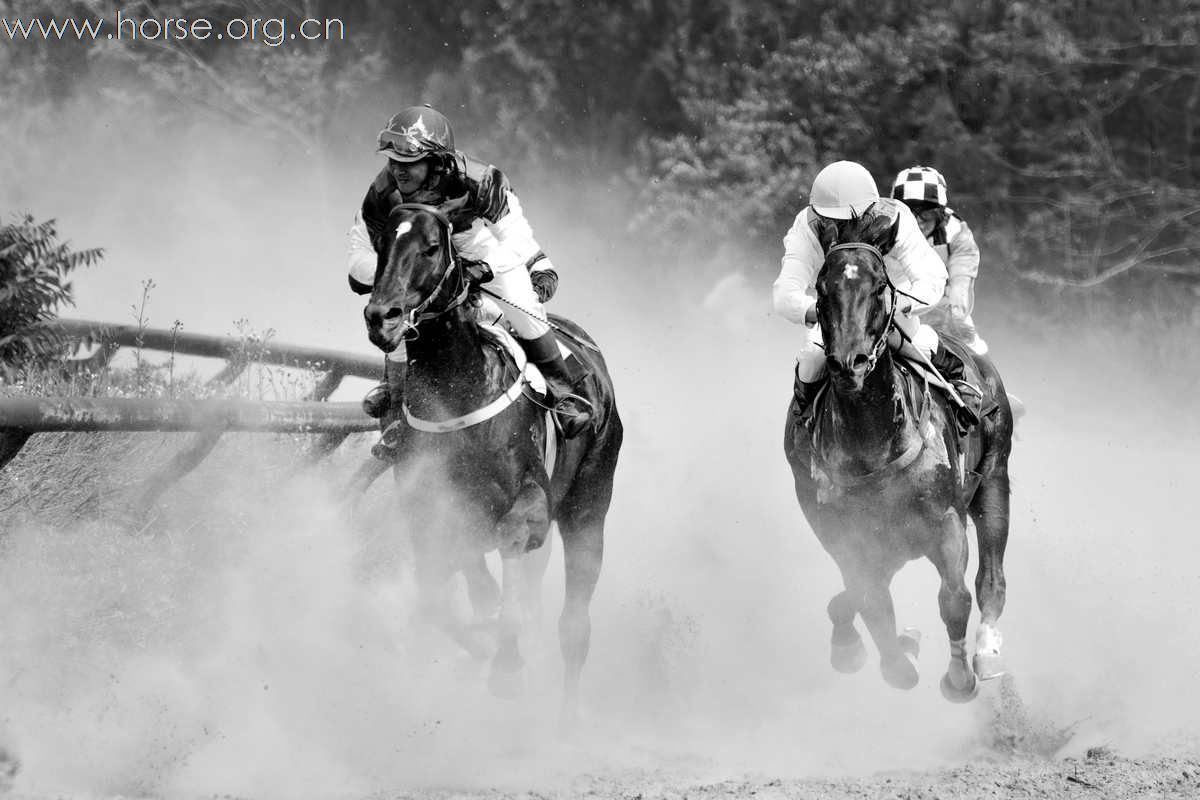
[347,105,593,458]
[772,160,980,431]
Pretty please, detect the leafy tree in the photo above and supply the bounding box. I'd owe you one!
[0,216,103,373]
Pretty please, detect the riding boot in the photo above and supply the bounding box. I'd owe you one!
[792,370,825,430]
[361,359,391,419]
[519,331,594,439]
[371,359,411,461]
[930,341,981,433]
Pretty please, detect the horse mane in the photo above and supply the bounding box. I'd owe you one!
[815,206,899,255]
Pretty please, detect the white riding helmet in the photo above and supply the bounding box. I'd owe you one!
[809,160,880,219]
[891,165,948,207]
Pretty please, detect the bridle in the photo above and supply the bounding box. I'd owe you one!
[824,242,896,374]
[391,202,471,338]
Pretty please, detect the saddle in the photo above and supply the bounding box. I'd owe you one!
[896,340,1000,503]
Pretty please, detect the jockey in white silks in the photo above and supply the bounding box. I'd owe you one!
[346,105,593,458]
[773,160,979,429]
[891,165,988,355]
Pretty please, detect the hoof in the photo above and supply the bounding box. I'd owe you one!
[973,651,1007,680]
[940,670,979,703]
[974,624,1005,679]
[831,634,867,674]
[881,653,920,690]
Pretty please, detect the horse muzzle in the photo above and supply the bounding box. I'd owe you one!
[364,303,416,352]
[828,351,875,390]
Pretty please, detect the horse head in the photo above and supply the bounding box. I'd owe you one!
[815,211,899,390]
[363,196,470,353]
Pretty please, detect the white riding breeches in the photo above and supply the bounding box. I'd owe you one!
[794,317,940,383]
[453,220,551,341]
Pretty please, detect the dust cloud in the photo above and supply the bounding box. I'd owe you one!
[1,81,1198,798]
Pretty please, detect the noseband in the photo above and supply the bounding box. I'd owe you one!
[824,242,896,372]
[392,203,471,336]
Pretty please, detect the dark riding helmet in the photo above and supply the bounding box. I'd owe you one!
[377,105,455,163]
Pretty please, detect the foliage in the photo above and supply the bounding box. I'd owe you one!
[0,216,103,373]
[4,0,1197,287]
[640,0,1200,285]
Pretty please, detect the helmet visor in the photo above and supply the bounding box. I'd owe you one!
[377,129,441,162]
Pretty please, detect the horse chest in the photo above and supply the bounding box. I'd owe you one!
[814,420,958,512]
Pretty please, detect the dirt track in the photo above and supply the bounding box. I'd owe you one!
[400,755,1200,800]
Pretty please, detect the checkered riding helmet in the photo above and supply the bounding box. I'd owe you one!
[377,105,455,162]
[891,166,948,207]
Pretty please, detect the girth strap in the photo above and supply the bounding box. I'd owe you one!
[402,346,539,433]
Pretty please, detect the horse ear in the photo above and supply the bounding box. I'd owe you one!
[816,216,840,252]
[861,212,899,255]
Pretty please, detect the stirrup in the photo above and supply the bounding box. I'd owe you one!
[371,419,408,461]
[362,383,390,419]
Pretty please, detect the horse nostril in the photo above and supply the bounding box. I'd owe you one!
[383,307,404,320]
[363,304,392,328]
[851,353,871,369]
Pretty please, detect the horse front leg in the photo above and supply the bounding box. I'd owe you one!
[933,509,979,702]
[488,477,550,698]
[819,536,869,674]
[854,565,920,691]
[412,545,492,660]
[463,555,501,625]
[520,525,553,627]
[820,520,917,686]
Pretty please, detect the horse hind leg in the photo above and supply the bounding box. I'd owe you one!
[933,509,979,703]
[556,511,604,732]
[972,454,1011,680]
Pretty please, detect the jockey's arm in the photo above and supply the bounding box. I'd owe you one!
[773,210,822,326]
[348,177,392,295]
[469,164,559,302]
[347,210,376,295]
[945,217,980,315]
[887,204,948,317]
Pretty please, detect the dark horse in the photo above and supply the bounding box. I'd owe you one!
[783,211,1013,702]
[363,203,622,725]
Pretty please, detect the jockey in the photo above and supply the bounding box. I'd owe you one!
[347,105,593,457]
[773,160,979,430]
[891,166,988,355]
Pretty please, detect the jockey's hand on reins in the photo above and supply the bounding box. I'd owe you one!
[463,260,493,286]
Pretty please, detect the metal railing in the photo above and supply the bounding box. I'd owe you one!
[0,319,388,510]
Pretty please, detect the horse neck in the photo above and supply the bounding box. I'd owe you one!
[404,308,502,415]
[826,350,911,460]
